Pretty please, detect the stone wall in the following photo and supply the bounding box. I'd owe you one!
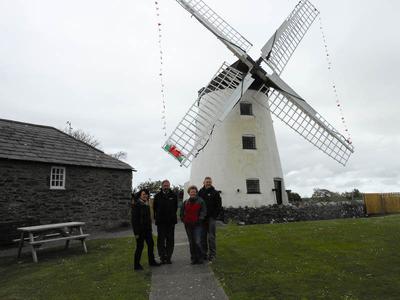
[221,201,365,225]
[0,159,132,245]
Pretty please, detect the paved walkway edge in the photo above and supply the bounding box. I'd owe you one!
[149,223,228,300]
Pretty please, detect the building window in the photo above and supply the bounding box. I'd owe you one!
[240,102,253,115]
[50,167,66,190]
[242,135,256,150]
[246,179,260,194]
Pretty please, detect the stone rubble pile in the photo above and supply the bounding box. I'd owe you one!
[221,201,365,225]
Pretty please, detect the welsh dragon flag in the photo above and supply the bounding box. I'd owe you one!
[163,144,184,163]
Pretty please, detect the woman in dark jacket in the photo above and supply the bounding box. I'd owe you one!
[131,189,160,270]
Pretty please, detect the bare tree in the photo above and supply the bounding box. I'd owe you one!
[63,122,128,160]
[63,121,101,148]
[108,151,128,160]
[70,129,101,148]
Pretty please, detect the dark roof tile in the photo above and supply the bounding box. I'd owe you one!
[0,119,134,171]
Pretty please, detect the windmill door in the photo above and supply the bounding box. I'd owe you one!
[274,179,283,205]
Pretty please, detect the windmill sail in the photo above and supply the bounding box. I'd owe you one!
[256,74,354,166]
[175,0,253,60]
[261,0,319,75]
[163,62,254,167]
[168,0,354,167]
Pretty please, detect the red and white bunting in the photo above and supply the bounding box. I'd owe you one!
[154,1,167,137]
[319,15,352,145]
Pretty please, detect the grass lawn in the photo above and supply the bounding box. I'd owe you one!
[0,237,150,300]
[212,215,400,300]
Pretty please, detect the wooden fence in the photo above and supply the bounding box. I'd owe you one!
[363,193,400,215]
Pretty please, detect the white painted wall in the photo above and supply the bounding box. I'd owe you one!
[188,89,288,207]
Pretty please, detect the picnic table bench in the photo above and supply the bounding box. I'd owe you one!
[16,222,90,263]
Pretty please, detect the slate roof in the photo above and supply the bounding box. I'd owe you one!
[0,119,134,170]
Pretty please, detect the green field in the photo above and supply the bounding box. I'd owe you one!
[0,237,150,300]
[212,215,400,300]
[1,216,399,300]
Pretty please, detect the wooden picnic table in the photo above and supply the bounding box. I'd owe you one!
[17,222,90,263]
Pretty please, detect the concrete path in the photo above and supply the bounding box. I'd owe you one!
[150,222,228,300]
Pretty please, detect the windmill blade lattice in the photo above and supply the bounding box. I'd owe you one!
[175,0,253,57]
[261,0,319,75]
[163,62,252,167]
[256,84,354,166]
[166,0,354,167]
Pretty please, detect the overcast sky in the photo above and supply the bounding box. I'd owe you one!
[1,0,399,197]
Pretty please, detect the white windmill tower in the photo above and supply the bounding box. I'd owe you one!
[163,0,354,207]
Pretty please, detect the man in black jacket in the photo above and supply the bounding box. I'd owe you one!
[153,180,178,264]
[198,176,222,262]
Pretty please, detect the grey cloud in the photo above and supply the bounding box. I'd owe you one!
[1,0,399,194]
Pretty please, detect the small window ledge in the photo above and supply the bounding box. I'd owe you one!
[50,187,66,190]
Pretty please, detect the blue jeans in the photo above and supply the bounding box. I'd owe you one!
[201,217,217,258]
[184,224,204,263]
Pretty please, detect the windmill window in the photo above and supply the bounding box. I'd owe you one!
[242,135,256,150]
[246,179,260,194]
[240,102,253,116]
[50,166,66,190]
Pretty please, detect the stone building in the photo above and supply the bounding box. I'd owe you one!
[0,119,134,244]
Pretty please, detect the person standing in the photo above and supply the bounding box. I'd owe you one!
[181,185,207,264]
[132,189,161,270]
[199,177,222,262]
[153,180,178,264]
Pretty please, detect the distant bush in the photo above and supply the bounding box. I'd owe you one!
[307,188,363,202]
